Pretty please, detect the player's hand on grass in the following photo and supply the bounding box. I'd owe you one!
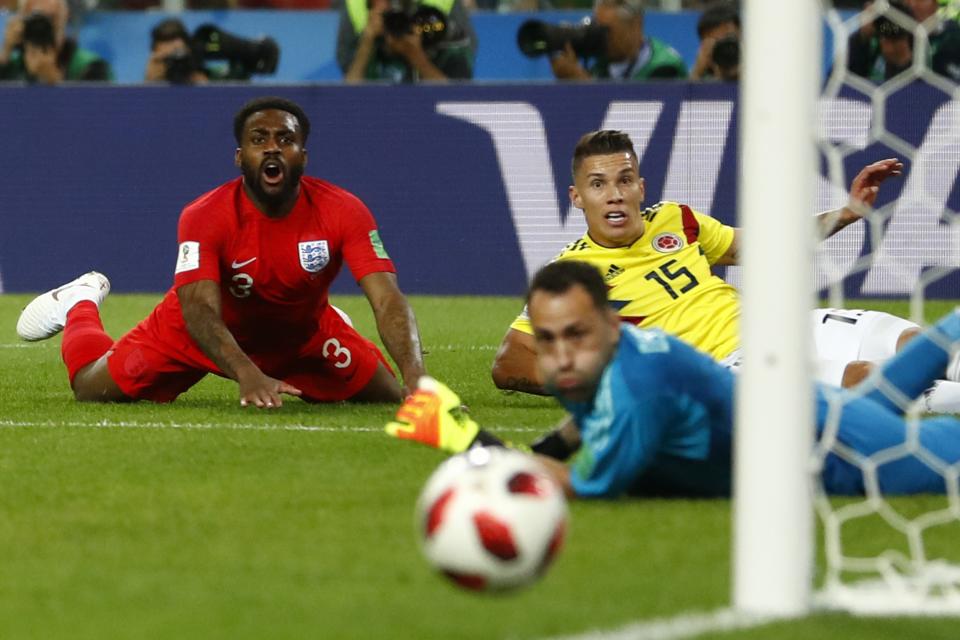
[385,376,480,453]
[237,370,302,409]
[847,157,903,215]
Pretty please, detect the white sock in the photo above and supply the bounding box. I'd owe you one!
[54,286,103,326]
[946,348,960,383]
[330,304,354,328]
[924,380,960,414]
[61,287,100,309]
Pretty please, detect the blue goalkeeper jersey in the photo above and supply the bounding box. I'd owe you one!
[559,312,960,498]
[560,325,736,498]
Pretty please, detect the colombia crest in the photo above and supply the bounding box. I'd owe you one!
[652,232,683,253]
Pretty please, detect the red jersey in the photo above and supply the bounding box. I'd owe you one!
[151,176,395,352]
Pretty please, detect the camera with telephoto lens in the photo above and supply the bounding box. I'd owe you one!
[162,48,200,84]
[192,24,280,80]
[21,12,56,49]
[382,4,449,50]
[711,34,739,71]
[516,18,608,59]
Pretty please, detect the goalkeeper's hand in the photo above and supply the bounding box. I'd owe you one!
[385,376,481,454]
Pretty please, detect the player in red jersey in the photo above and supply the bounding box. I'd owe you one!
[16,96,425,407]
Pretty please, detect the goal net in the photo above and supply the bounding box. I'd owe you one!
[737,0,960,617]
[815,0,960,614]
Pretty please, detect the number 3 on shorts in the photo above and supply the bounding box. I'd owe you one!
[322,338,353,369]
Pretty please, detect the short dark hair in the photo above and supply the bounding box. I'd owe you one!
[527,261,609,311]
[571,130,638,179]
[150,18,191,50]
[233,96,311,146]
[594,0,644,20]
[696,2,740,39]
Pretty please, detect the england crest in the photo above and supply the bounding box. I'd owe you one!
[299,240,330,273]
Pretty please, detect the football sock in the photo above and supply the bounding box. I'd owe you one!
[61,301,114,384]
[946,348,960,383]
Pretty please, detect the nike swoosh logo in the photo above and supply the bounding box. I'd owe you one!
[51,282,93,301]
[231,258,257,269]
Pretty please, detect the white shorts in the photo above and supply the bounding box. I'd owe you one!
[810,308,919,386]
[718,309,919,387]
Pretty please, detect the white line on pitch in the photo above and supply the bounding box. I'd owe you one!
[543,608,777,640]
[0,419,380,432]
[0,419,545,434]
[426,344,499,351]
[0,343,54,348]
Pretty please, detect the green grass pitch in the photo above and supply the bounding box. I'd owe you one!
[0,292,958,639]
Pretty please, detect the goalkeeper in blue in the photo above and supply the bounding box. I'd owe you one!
[387,260,960,498]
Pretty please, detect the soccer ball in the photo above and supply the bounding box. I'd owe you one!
[415,446,568,592]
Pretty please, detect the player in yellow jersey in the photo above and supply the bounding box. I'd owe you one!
[491,130,960,417]
[507,201,741,363]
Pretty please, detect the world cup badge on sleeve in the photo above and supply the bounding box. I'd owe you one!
[298,240,330,273]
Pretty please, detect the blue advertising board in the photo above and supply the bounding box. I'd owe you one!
[0,82,957,297]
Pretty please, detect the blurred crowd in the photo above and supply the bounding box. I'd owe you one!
[0,0,958,84]
[846,0,960,83]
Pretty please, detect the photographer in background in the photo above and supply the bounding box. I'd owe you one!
[145,18,209,85]
[549,0,685,81]
[144,19,278,84]
[337,0,476,83]
[848,0,960,83]
[0,0,111,83]
[689,1,740,81]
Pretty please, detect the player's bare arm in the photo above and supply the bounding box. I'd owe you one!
[714,159,902,267]
[177,279,301,408]
[359,271,426,395]
[535,453,574,498]
[817,157,903,238]
[491,328,549,395]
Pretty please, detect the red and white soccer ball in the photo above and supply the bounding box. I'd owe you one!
[415,446,568,592]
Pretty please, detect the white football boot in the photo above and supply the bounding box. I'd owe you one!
[16,271,111,341]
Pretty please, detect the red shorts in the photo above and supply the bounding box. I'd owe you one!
[106,305,392,403]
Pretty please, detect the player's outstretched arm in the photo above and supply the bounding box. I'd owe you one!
[359,272,426,395]
[491,329,549,395]
[816,158,904,239]
[177,280,301,408]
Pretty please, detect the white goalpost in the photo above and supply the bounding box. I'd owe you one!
[733,0,819,617]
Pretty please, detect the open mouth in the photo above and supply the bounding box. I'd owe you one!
[605,211,627,225]
[555,376,581,391]
[261,160,285,187]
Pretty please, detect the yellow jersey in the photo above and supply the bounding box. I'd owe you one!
[511,201,741,360]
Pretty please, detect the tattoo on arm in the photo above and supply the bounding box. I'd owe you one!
[179,283,255,381]
[817,207,861,239]
[503,377,549,396]
[373,292,425,382]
